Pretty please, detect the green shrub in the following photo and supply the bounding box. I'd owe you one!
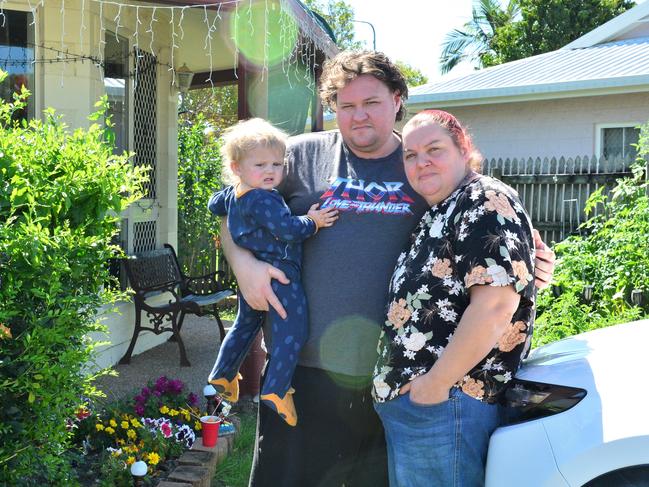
[0,72,144,485]
[534,122,649,347]
[177,115,225,277]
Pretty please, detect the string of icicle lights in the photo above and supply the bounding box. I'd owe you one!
[0,0,336,90]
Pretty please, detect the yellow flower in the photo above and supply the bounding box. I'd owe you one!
[105,427,115,435]
[121,420,130,429]
[169,409,179,417]
[131,418,141,428]
[95,423,105,431]
[127,429,137,440]
[147,452,160,466]
[0,323,12,340]
[126,456,135,465]
[159,405,169,414]
[109,419,117,428]
[182,409,191,421]
[194,420,202,431]
[116,438,125,446]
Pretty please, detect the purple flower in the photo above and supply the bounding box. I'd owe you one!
[187,392,198,407]
[141,387,151,398]
[169,380,184,394]
[134,394,145,404]
[153,390,161,397]
[135,405,145,416]
[155,376,168,391]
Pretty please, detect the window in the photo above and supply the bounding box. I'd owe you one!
[0,9,35,120]
[601,126,640,160]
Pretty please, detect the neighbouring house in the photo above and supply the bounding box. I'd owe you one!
[405,2,649,243]
[406,1,649,161]
[0,0,337,368]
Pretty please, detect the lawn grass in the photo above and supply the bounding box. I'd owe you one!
[213,408,257,487]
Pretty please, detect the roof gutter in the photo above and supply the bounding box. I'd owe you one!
[407,75,649,108]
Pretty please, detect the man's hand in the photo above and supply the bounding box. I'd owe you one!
[307,203,339,229]
[533,229,555,290]
[220,221,290,319]
[236,259,290,320]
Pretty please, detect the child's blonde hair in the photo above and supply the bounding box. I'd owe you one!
[220,118,288,184]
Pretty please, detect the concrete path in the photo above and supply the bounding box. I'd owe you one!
[93,315,228,404]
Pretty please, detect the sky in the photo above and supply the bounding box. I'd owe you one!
[345,0,480,83]
[344,0,648,84]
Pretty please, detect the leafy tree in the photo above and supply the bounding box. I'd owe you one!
[494,0,635,63]
[439,0,520,74]
[396,61,429,87]
[180,85,238,135]
[440,0,635,74]
[303,0,363,50]
[177,114,226,277]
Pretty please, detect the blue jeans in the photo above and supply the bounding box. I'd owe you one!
[374,387,501,487]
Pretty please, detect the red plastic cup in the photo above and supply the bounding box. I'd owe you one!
[200,415,221,447]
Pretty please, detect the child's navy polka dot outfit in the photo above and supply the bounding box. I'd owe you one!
[207,185,316,400]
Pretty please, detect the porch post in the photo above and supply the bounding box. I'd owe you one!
[237,64,250,120]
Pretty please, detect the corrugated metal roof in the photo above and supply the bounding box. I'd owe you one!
[409,37,649,106]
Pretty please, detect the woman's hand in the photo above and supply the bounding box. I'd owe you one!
[533,229,556,289]
[400,374,450,406]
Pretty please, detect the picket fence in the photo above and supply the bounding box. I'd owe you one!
[482,155,637,244]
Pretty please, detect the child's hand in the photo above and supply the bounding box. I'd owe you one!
[308,203,339,229]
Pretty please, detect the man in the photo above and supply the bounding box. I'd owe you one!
[219,51,555,487]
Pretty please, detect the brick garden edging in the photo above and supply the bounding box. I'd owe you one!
[156,417,240,487]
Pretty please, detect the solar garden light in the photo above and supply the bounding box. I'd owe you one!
[582,285,594,303]
[204,384,218,414]
[631,289,644,307]
[130,460,147,486]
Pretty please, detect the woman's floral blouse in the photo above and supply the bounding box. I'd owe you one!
[372,174,536,404]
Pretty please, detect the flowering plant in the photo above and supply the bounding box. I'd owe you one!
[133,376,200,422]
[68,376,205,485]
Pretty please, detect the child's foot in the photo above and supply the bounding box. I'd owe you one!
[209,373,243,402]
[260,390,297,426]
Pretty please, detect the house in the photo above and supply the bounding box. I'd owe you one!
[406,2,649,161]
[0,0,337,368]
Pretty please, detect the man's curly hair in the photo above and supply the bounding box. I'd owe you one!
[319,51,409,121]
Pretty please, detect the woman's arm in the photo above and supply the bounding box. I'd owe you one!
[400,285,520,405]
[220,223,289,319]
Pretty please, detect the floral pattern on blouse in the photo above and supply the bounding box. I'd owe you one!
[372,175,536,404]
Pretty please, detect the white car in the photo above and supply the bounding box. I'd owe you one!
[486,319,649,487]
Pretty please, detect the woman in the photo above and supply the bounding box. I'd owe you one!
[372,110,536,486]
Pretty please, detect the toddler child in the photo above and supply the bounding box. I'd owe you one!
[207,118,338,426]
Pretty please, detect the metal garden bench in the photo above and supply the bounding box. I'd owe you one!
[120,243,234,366]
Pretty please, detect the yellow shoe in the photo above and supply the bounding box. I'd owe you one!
[209,373,243,402]
[260,390,297,427]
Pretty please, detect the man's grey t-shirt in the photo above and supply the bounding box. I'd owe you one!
[279,130,427,377]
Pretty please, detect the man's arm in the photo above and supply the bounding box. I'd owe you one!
[533,229,555,289]
[220,223,289,319]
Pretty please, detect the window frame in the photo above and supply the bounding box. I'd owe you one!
[595,122,642,160]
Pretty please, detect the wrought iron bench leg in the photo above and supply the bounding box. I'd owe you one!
[212,304,227,342]
[119,308,142,365]
[174,310,191,367]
